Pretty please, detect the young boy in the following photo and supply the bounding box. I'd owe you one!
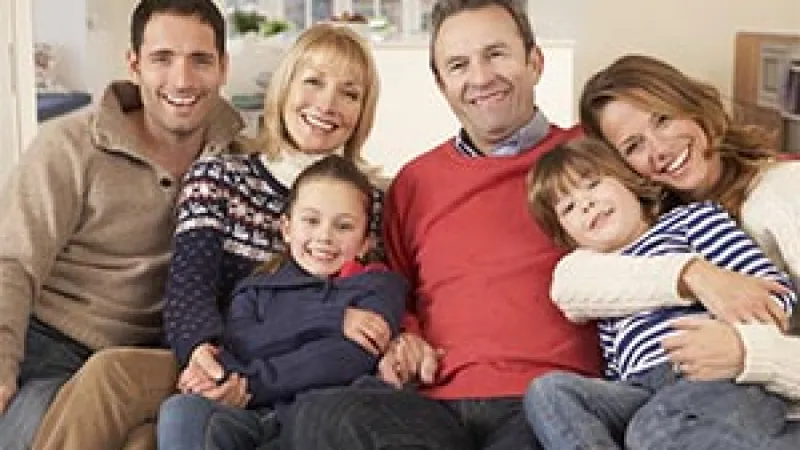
[523,138,796,449]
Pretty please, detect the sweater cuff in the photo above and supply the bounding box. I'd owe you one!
[734,323,780,385]
[667,253,699,301]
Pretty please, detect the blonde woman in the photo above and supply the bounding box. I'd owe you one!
[33,23,386,450]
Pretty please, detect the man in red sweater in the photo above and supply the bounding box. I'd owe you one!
[283,1,602,448]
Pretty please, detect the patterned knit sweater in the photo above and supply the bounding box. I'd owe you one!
[163,153,383,365]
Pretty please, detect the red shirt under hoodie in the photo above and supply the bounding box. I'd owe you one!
[383,125,602,399]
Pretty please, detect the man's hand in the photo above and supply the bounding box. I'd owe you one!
[343,308,391,356]
[682,259,789,329]
[378,333,441,388]
[0,384,16,415]
[663,316,745,381]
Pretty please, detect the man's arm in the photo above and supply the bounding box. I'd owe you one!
[378,180,440,386]
[0,123,84,410]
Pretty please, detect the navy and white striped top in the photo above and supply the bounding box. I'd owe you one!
[600,201,796,381]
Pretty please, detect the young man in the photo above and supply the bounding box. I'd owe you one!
[282,1,602,448]
[0,1,241,449]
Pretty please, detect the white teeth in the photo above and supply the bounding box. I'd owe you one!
[665,149,690,173]
[165,94,198,106]
[302,112,335,131]
[472,92,504,105]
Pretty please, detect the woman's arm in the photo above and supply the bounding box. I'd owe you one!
[554,250,789,325]
[736,323,800,401]
[552,249,696,321]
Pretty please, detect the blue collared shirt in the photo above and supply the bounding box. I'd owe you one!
[454,109,551,158]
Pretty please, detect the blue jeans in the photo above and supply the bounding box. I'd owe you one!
[627,378,791,449]
[281,379,540,450]
[0,318,91,450]
[525,364,788,450]
[157,393,278,450]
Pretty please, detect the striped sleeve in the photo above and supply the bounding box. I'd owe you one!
[683,202,796,314]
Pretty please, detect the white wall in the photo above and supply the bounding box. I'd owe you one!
[85,0,138,97]
[32,0,88,91]
[528,0,800,118]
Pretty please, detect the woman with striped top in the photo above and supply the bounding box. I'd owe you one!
[523,138,796,449]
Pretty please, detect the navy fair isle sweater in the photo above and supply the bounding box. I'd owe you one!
[162,153,384,365]
[218,259,407,408]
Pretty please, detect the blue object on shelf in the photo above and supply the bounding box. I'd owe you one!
[37,92,92,122]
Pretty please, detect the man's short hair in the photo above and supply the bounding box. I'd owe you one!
[428,0,535,81]
[131,0,226,56]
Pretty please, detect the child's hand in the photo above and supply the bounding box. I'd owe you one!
[343,307,391,355]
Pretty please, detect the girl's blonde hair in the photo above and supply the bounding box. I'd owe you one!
[527,137,663,249]
[580,54,777,218]
[256,23,380,168]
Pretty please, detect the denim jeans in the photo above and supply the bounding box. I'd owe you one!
[157,393,278,450]
[281,380,541,450]
[0,318,91,450]
[627,376,790,449]
[525,364,788,450]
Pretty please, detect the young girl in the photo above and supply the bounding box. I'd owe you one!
[158,155,406,449]
[33,23,387,450]
[523,138,796,449]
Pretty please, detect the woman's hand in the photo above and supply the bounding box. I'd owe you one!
[662,316,745,381]
[178,343,250,408]
[343,307,391,356]
[681,258,789,329]
[377,333,442,388]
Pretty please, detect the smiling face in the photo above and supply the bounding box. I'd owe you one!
[555,175,650,253]
[599,99,723,199]
[432,4,541,153]
[281,177,370,277]
[282,58,365,155]
[128,13,227,144]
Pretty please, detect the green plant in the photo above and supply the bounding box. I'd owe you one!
[231,10,265,34]
[260,19,291,36]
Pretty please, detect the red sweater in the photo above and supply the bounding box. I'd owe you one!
[383,125,602,399]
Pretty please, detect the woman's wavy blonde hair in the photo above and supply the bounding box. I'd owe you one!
[580,54,777,218]
[254,23,380,169]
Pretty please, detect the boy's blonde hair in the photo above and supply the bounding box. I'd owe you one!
[527,138,663,249]
[256,23,380,167]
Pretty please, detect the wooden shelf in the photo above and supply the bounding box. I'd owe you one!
[733,32,800,151]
